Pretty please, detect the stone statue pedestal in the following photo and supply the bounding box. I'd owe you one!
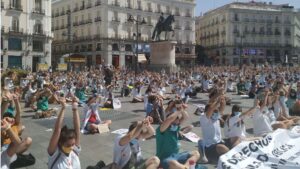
[148,41,177,73]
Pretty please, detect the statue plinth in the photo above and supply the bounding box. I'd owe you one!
[148,41,177,73]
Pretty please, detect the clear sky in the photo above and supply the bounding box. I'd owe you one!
[196,0,300,16]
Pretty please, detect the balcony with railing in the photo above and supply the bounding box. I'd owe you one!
[60,10,65,15]
[8,4,23,11]
[94,34,101,40]
[95,17,101,22]
[112,18,120,23]
[274,31,281,36]
[9,27,23,34]
[80,5,85,10]
[185,13,191,17]
[33,30,46,37]
[32,8,45,15]
[285,31,291,36]
[95,0,101,6]
[73,7,78,12]
[147,8,153,12]
[79,20,85,25]
[185,26,192,30]
[73,22,79,26]
[86,3,92,9]
[86,19,93,24]
[275,19,281,24]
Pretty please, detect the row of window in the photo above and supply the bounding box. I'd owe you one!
[3,38,44,52]
[52,0,192,18]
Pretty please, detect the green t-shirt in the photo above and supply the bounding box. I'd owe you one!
[156,125,180,161]
[75,88,86,101]
[37,96,49,111]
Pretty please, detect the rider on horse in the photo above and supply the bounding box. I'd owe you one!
[158,13,165,27]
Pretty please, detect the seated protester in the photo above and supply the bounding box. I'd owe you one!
[32,87,59,119]
[24,82,37,108]
[157,82,170,100]
[248,81,258,99]
[223,105,259,148]
[164,100,177,117]
[297,82,300,100]
[75,82,87,106]
[81,95,112,134]
[252,90,295,137]
[236,79,247,95]
[47,97,81,169]
[185,81,197,97]
[226,78,235,92]
[287,89,297,116]
[1,92,32,154]
[147,95,165,124]
[1,118,22,169]
[292,100,300,116]
[144,86,153,111]
[199,96,228,163]
[113,117,160,169]
[103,85,114,109]
[121,77,131,97]
[132,82,144,103]
[201,76,210,93]
[156,108,200,169]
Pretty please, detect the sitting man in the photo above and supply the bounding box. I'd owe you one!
[156,107,200,169]
[113,117,160,169]
[31,86,58,119]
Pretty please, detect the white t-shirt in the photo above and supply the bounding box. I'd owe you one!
[1,150,17,169]
[113,135,142,169]
[252,107,273,136]
[199,114,222,147]
[224,115,247,139]
[48,146,81,169]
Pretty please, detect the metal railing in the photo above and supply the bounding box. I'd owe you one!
[94,17,101,22]
[32,8,45,15]
[8,4,23,11]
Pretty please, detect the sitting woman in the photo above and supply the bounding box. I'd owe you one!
[74,81,87,106]
[224,105,259,148]
[132,82,144,103]
[237,79,247,95]
[81,95,112,134]
[47,97,81,169]
[146,95,165,124]
[103,85,114,109]
[32,86,59,119]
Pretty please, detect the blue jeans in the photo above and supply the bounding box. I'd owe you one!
[161,152,190,169]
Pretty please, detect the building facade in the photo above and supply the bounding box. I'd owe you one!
[196,2,300,65]
[51,0,196,70]
[1,0,52,71]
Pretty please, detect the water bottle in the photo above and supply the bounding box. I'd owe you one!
[189,160,196,169]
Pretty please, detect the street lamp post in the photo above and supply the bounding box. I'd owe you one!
[62,11,74,71]
[127,15,146,77]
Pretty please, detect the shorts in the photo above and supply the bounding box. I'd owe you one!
[161,152,190,169]
[1,149,17,168]
[85,121,100,131]
[205,142,231,163]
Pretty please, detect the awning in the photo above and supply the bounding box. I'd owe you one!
[138,54,147,63]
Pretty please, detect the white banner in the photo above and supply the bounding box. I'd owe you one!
[218,127,300,169]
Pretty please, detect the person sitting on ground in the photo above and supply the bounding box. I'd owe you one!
[156,106,200,169]
[75,81,87,106]
[237,79,247,95]
[1,118,22,169]
[223,104,259,148]
[112,116,160,169]
[47,97,81,169]
[199,95,228,163]
[132,82,144,103]
[81,95,112,134]
[1,92,32,155]
[103,84,115,109]
[31,86,59,119]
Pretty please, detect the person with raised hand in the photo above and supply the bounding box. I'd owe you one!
[47,96,81,169]
[156,105,200,169]
[113,116,160,169]
[1,118,22,169]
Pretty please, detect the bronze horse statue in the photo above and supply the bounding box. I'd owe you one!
[152,15,175,41]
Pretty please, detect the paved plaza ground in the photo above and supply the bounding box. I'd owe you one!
[19,88,256,169]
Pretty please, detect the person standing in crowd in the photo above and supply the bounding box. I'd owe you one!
[156,106,200,169]
[47,97,81,169]
[113,117,160,169]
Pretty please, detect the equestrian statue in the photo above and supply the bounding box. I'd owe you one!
[152,13,175,41]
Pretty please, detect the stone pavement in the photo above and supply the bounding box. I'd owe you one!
[19,89,256,169]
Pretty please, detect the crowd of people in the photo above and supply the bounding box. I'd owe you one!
[1,64,300,169]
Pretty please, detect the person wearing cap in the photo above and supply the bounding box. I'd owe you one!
[156,105,200,169]
[112,117,160,169]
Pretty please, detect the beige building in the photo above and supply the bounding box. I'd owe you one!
[196,2,300,65]
[1,0,52,71]
[51,0,196,70]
